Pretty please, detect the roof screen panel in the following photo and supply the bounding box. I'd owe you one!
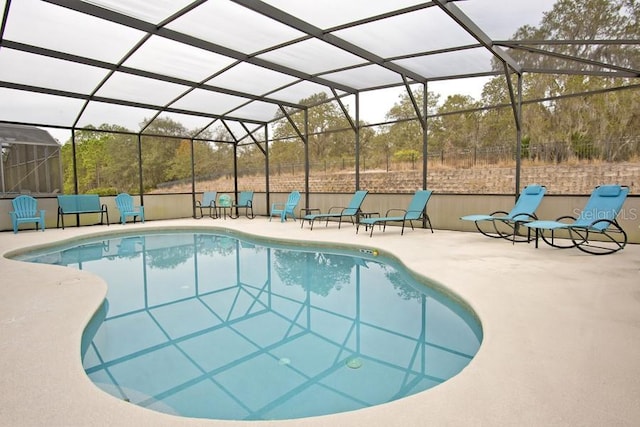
[229,101,280,122]
[170,89,248,114]
[269,81,335,103]
[213,120,258,143]
[262,0,426,30]
[122,36,236,83]
[150,112,216,136]
[207,63,299,96]
[0,50,110,95]
[322,65,403,90]
[82,0,196,25]
[167,1,305,55]
[429,76,492,103]
[256,38,367,75]
[357,87,406,124]
[3,0,145,63]
[95,72,190,106]
[0,89,85,127]
[457,0,556,40]
[332,7,477,58]
[394,47,497,80]
[77,101,157,132]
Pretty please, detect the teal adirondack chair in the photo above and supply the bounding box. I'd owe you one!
[270,191,301,222]
[9,195,45,233]
[115,193,145,225]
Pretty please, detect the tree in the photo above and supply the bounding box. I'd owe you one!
[140,117,189,191]
[479,76,518,148]
[379,87,440,165]
[61,125,135,194]
[430,95,482,151]
[102,131,139,193]
[482,0,640,162]
[272,92,352,165]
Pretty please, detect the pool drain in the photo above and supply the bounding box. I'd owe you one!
[346,357,363,369]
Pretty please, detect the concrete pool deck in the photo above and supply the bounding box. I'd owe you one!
[1,218,639,426]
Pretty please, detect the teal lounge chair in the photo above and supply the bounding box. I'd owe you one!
[196,191,218,219]
[460,184,546,242]
[230,191,255,219]
[524,184,629,255]
[301,190,368,230]
[9,195,45,233]
[270,191,301,222]
[115,193,145,225]
[357,190,433,237]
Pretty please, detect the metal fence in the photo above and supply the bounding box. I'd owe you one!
[160,138,640,189]
[267,139,640,175]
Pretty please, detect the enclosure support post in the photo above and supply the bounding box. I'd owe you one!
[422,81,429,191]
[515,74,523,197]
[137,134,144,205]
[0,144,5,194]
[355,92,360,191]
[265,123,270,213]
[71,129,78,194]
[303,109,310,209]
[190,138,196,218]
[504,64,523,199]
[422,82,429,229]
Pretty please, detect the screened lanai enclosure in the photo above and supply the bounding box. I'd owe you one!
[0,123,62,196]
[0,0,638,202]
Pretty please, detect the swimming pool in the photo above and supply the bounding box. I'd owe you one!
[17,230,482,421]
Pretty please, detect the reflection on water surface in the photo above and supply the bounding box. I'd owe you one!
[20,232,482,421]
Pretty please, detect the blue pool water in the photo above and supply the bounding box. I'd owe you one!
[17,231,482,421]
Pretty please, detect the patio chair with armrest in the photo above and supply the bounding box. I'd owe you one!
[524,184,629,255]
[460,184,546,242]
[229,191,255,219]
[196,191,218,219]
[301,190,368,230]
[356,189,433,237]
